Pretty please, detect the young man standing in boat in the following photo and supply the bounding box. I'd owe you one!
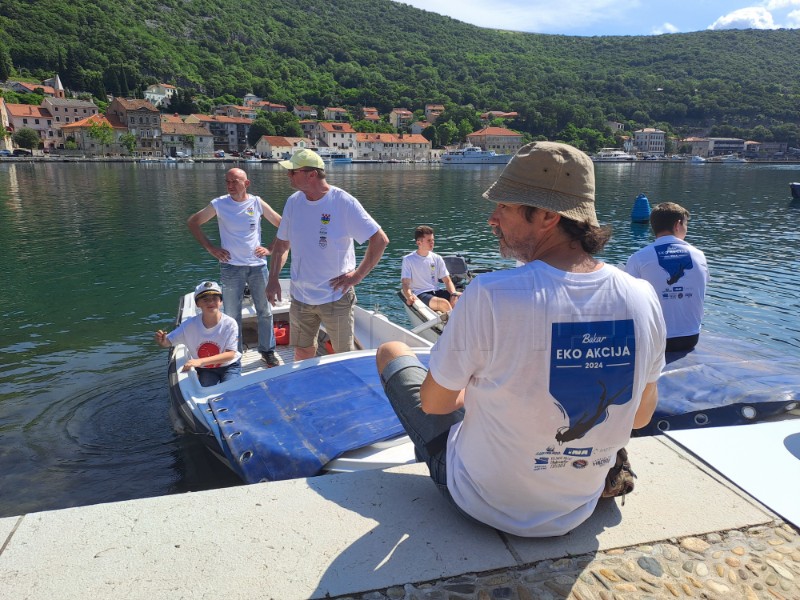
[187,167,284,367]
[154,281,241,387]
[266,149,389,360]
[625,202,709,352]
[401,225,460,313]
[376,142,666,537]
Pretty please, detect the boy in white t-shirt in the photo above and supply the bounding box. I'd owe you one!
[401,225,460,313]
[154,281,242,387]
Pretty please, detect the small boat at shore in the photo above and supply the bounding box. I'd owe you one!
[440,145,512,165]
[167,279,431,484]
[690,155,707,164]
[317,149,353,164]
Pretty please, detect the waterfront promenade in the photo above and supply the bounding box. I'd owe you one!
[1,435,798,600]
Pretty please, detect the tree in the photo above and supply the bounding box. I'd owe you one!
[12,128,41,150]
[247,117,276,146]
[0,41,12,82]
[87,121,114,155]
[119,133,136,155]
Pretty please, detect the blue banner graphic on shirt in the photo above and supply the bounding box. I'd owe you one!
[656,243,694,285]
[550,320,635,444]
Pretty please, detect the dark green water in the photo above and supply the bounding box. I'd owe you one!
[1,160,799,516]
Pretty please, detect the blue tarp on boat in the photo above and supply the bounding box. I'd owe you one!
[208,336,798,483]
[637,334,799,435]
[210,354,430,483]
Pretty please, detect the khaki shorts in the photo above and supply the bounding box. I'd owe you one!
[290,288,356,352]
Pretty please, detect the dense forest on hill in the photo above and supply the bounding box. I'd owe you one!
[2,0,800,143]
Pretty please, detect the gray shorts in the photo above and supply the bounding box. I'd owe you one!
[380,354,476,523]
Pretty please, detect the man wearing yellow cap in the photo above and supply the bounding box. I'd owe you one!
[267,149,389,360]
[376,142,666,537]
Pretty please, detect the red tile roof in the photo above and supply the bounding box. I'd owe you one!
[4,103,52,118]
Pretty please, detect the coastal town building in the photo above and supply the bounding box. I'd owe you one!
[389,108,413,130]
[7,81,63,98]
[745,140,788,158]
[4,103,53,148]
[354,132,431,161]
[0,100,10,151]
[251,101,287,113]
[315,121,356,151]
[214,104,259,120]
[143,83,177,108]
[410,121,431,135]
[362,107,380,122]
[681,137,712,158]
[255,135,314,159]
[42,97,99,148]
[293,106,317,120]
[424,104,444,123]
[161,121,214,157]
[466,126,523,154]
[707,137,746,157]
[186,114,252,153]
[106,98,162,156]
[60,114,127,155]
[606,121,625,133]
[633,128,666,155]
[323,107,349,122]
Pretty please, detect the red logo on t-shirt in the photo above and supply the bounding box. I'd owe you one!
[197,342,222,368]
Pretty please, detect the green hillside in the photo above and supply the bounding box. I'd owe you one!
[3,0,800,142]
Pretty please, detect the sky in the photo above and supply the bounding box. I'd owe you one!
[393,0,800,36]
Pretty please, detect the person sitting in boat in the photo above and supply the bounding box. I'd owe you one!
[376,142,666,538]
[401,225,461,313]
[154,281,242,387]
[625,202,709,353]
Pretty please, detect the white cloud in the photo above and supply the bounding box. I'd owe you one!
[764,0,800,10]
[708,7,778,30]
[651,22,680,34]
[786,8,800,25]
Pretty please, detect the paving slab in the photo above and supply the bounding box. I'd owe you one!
[505,436,775,563]
[0,517,20,551]
[0,464,512,600]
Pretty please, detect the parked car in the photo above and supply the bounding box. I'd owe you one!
[214,150,225,158]
[12,148,32,156]
[0,149,11,157]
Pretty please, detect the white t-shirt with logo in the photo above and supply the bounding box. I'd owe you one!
[625,235,709,338]
[276,186,380,305]
[167,313,241,368]
[430,262,666,537]
[210,194,265,266]
[401,251,450,295]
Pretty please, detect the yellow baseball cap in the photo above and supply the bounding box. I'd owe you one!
[278,149,325,170]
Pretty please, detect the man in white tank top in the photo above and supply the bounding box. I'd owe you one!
[188,168,284,367]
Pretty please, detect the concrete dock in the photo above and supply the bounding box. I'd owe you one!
[1,436,798,599]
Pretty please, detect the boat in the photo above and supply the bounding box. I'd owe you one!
[591,148,637,162]
[711,154,748,163]
[399,254,488,343]
[440,145,512,165]
[690,155,707,164]
[790,182,800,199]
[316,149,353,164]
[167,279,432,484]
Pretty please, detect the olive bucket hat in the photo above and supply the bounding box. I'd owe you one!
[482,141,598,226]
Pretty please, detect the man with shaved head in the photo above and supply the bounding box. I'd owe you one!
[188,168,284,367]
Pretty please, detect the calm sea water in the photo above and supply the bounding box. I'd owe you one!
[1,160,799,517]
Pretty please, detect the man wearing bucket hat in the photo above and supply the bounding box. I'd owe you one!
[154,281,242,387]
[267,149,389,360]
[376,142,666,537]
